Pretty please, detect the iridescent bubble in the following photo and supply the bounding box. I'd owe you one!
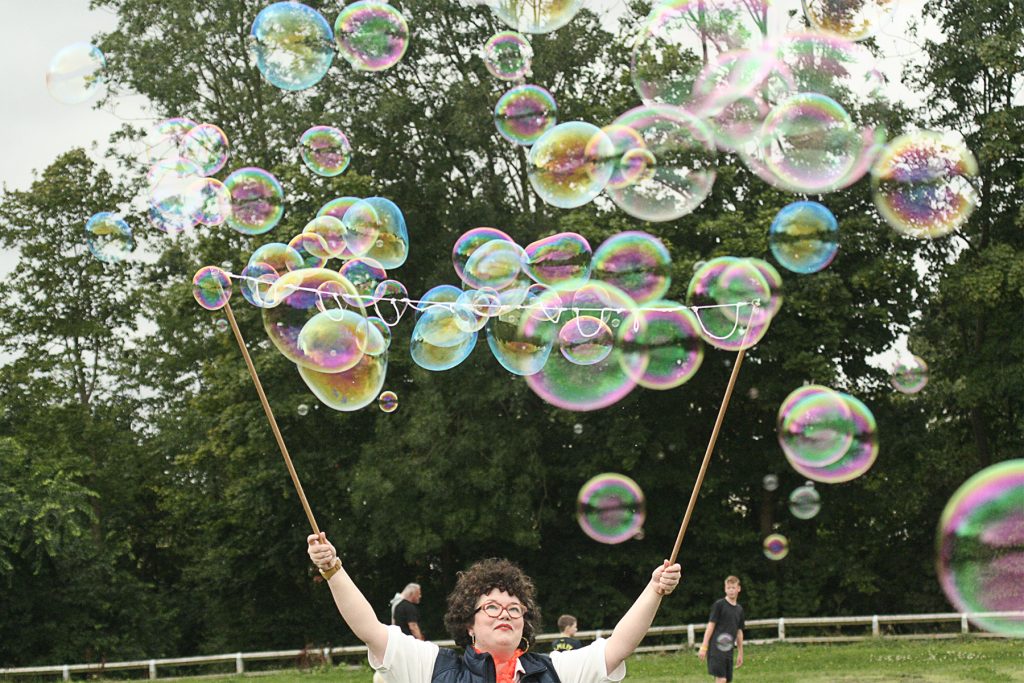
[192,178,233,227]
[295,309,367,373]
[890,355,928,394]
[871,131,979,239]
[299,352,388,411]
[145,117,197,163]
[334,1,409,72]
[618,302,704,390]
[215,318,230,333]
[715,633,734,652]
[576,473,646,545]
[358,197,408,269]
[606,106,718,222]
[485,290,555,376]
[494,84,558,146]
[250,2,334,91]
[573,423,584,435]
[686,257,773,351]
[631,0,769,106]
[802,0,896,41]
[559,316,614,366]
[792,393,878,484]
[147,157,203,232]
[522,232,592,286]
[415,304,466,348]
[288,233,329,269]
[768,33,887,113]
[224,167,284,235]
[378,390,399,413]
[85,213,133,264]
[306,213,351,259]
[297,403,310,416]
[763,474,779,491]
[341,199,381,257]
[763,533,790,560]
[452,290,491,334]
[372,279,410,326]
[262,268,368,370]
[527,122,614,209]
[463,239,525,290]
[758,93,861,194]
[777,385,855,470]
[46,43,106,104]
[600,124,653,191]
[453,228,515,283]
[358,317,392,356]
[180,123,229,177]
[788,483,821,520]
[482,31,533,81]
[192,266,233,311]
[747,257,785,318]
[339,257,388,307]
[689,49,780,146]
[769,201,839,275]
[299,126,352,177]
[240,261,280,309]
[411,303,477,372]
[488,0,584,34]
[521,281,640,411]
[591,231,671,305]
[248,242,304,276]
[936,459,1024,637]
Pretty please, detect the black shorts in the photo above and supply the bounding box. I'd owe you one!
[707,654,734,681]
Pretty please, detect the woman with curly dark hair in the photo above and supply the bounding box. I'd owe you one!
[307,533,680,683]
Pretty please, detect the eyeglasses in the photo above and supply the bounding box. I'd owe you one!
[475,602,526,619]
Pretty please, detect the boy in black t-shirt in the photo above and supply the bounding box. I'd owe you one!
[549,614,583,651]
[698,576,745,682]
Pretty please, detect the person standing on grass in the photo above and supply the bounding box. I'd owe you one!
[550,614,583,652]
[392,583,426,640]
[698,576,744,683]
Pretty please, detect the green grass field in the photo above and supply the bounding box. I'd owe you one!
[185,638,1023,683]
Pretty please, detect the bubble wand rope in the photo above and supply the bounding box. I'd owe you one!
[223,301,321,536]
[667,345,747,565]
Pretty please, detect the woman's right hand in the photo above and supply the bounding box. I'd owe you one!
[307,532,337,570]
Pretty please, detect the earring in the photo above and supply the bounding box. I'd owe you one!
[470,632,476,647]
[518,637,530,654]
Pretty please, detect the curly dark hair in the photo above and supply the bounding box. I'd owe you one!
[444,558,542,648]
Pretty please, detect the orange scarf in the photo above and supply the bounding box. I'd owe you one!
[476,647,524,683]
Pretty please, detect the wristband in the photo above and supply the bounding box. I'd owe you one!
[699,646,708,652]
[319,557,342,581]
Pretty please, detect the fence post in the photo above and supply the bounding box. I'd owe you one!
[62,665,70,681]
[149,659,157,680]
[778,618,785,641]
[871,615,880,637]
[235,653,244,674]
[961,615,969,634]
[323,647,333,666]
[687,624,695,648]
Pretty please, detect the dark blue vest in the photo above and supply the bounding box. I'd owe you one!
[431,647,562,683]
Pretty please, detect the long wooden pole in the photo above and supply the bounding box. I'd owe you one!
[223,301,321,537]
[667,346,747,564]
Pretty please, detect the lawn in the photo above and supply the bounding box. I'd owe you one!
[177,638,1023,683]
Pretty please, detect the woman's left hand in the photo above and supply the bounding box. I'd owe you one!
[651,560,681,596]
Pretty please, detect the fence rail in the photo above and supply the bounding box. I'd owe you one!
[2,611,1020,681]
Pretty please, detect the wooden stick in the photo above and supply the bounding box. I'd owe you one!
[667,347,747,565]
[223,301,321,537]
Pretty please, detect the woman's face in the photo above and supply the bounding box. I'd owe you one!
[469,588,526,655]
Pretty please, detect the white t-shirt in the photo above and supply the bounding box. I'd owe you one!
[370,625,626,683]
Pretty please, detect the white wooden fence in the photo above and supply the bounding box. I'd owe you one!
[1,611,1020,681]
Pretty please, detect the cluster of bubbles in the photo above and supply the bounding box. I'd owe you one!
[575,473,646,544]
[936,459,1024,636]
[777,385,878,484]
[890,354,929,394]
[249,1,408,91]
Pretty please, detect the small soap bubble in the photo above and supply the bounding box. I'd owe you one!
[521,232,592,286]
[250,2,334,91]
[788,483,821,520]
[299,126,352,177]
[378,390,399,413]
[763,474,779,492]
[769,201,839,275]
[224,167,284,235]
[46,43,106,104]
[192,178,233,227]
[192,266,233,311]
[576,473,646,545]
[482,31,533,81]
[591,231,672,305]
[494,84,558,146]
[763,533,789,560]
[715,633,734,653]
[334,1,409,72]
[573,423,583,435]
[180,123,229,177]
[297,403,310,416]
[937,459,1024,636]
[527,122,614,209]
[215,318,230,333]
[890,355,928,394]
[85,212,133,264]
[559,316,614,366]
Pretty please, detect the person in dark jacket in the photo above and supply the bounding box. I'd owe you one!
[307,532,680,683]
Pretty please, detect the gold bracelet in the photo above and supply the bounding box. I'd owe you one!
[319,558,342,581]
